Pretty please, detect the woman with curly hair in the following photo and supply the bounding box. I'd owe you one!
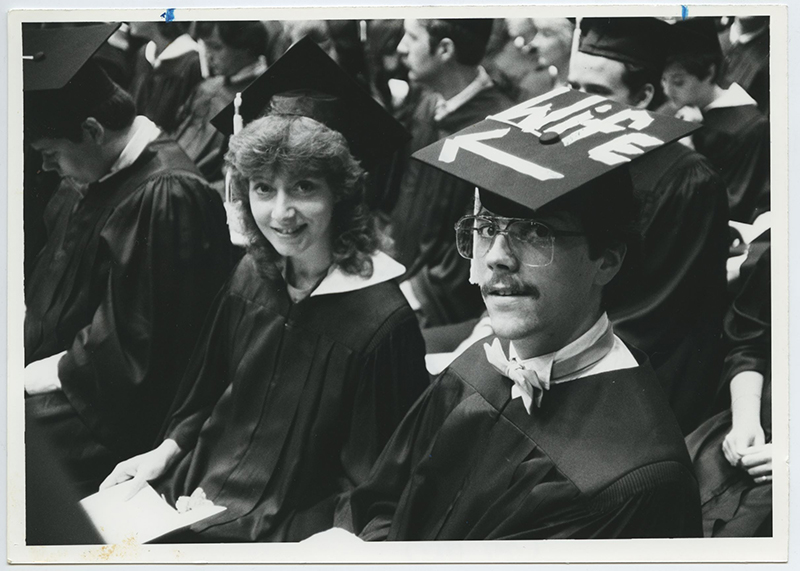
[100,39,429,543]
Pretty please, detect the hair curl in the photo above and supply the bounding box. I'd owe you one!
[225,113,382,281]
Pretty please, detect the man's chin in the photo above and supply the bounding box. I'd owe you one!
[485,308,537,341]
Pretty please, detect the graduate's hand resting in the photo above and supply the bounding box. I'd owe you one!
[24,351,66,395]
[722,421,765,467]
[739,442,773,484]
[99,439,184,499]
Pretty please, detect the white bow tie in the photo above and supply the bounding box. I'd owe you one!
[484,338,549,413]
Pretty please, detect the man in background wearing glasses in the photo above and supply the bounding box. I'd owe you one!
[325,89,704,540]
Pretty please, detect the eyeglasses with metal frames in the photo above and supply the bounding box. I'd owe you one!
[454,215,585,268]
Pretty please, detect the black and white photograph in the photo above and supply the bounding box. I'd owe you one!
[5,3,790,566]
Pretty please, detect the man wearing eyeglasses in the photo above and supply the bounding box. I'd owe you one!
[324,89,703,540]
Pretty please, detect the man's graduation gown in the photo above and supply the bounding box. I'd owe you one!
[381,85,513,327]
[720,26,770,117]
[693,102,770,224]
[25,136,232,488]
[156,253,430,542]
[608,142,730,435]
[336,339,702,540]
[129,46,203,133]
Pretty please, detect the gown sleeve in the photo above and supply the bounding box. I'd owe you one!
[159,285,239,452]
[57,174,231,456]
[280,305,431,540]
[335,371,465,540]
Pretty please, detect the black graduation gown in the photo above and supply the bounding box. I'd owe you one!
[129,47,203,132]
[720,28,770,117]
[382,85,514,327]
[25,137,232,486]
[685,245,771,537]
[608,142,730,435]
[336,339,702,540]
[156,255,430,542]
[170,73,265,188]
[693,105,770,224]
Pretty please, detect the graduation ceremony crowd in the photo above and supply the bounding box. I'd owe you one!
[22,16,772,545]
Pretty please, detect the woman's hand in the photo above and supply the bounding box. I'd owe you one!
[740,443,773,484]
[723,420,765,467]
[99,439,184,499]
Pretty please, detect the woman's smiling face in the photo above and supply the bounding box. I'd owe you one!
[248,170,336,265]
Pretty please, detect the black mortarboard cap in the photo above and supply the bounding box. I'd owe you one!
[411,86,700,214]
[23,23,119,92]
[665,18,723,59]
[578,17,671,71]
[211,36,409,170]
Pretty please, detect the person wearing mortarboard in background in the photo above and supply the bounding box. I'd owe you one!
[662,17,770,226]
[99,37,430,543]
[379,18,514,328]
[22,24,233,501]
[719,16,769,118]
[170,21,270,194]
[127,21,203,132]
[320,89,702,541]
[568,17,730,436]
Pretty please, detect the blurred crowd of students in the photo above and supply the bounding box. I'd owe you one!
[23,16,772,543]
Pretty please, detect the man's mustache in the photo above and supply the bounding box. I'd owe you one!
[480,275,540,299]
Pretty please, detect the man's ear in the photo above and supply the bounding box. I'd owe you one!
[594,241,627,287]
[631,83,655,109]
[705,63,717,84]
[81,118,105,145]
[437,37,456,63]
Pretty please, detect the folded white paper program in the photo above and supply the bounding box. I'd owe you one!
[79,480,226,544]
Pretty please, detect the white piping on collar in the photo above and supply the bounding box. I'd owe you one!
[729,21,766,46]
[98,116,162,183]
[705,83,758,111]
[144,34,199,69]
[509,313,637,384]
[310,251,405,297]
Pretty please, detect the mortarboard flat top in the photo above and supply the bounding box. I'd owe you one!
[211,36,409,169]
[665,18,723,59]
[23,23,119,92]
[411,87,700,213]
[578,17,671,70]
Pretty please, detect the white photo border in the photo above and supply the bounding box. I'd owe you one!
[5,3,791,566]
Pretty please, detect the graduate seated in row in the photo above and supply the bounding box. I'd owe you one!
[23,24,232,497]
[686,232,772,537]
[661,17,770,225]
[100,38,430,542]
[170,21,270,192]
[568,17,730,435]
[323,88,704,540]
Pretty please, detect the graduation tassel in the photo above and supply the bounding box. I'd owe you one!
[224,92,249,246]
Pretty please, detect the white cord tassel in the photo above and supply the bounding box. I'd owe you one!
[225,92,249,246]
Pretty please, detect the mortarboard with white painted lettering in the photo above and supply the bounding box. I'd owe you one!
[411,86,700,213]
